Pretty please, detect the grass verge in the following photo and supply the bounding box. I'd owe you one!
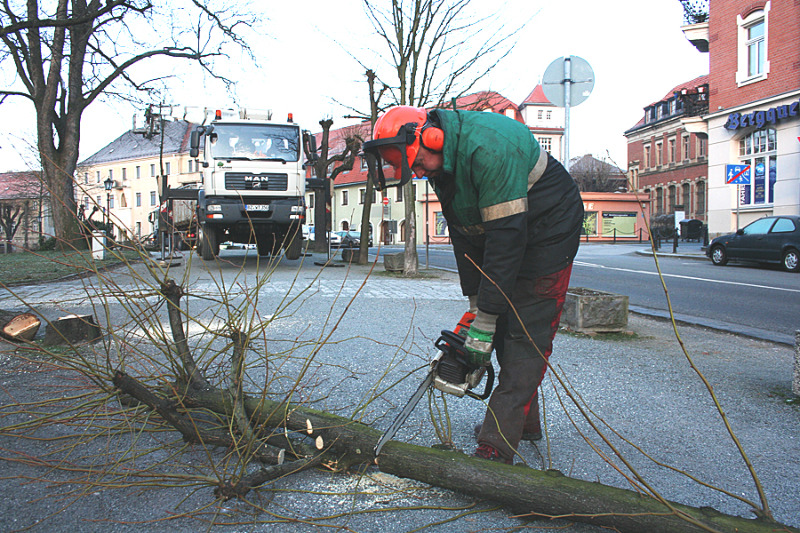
[0,248,142,286]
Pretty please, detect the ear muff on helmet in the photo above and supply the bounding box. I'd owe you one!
[420,123,444,152]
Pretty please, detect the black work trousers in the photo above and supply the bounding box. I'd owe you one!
[476,262,573,462]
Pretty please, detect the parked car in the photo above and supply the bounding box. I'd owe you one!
[336,231,373,248]
[707,215,800,272]
[306,227,341,246]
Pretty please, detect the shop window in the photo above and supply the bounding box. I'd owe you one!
[736,5,770,85]
[434,212,448,236]
[582,212,598,236]
[738,129,777,207]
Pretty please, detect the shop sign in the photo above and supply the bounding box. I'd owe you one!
[724,97,799,130]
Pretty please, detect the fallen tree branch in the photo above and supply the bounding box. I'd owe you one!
[184,386,798,533]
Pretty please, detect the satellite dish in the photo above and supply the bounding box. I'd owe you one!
[541,56,595,108]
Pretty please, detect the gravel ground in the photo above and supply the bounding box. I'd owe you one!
[0,252,797,532]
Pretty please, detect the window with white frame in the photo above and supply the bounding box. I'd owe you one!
[546,110,552,120]
[122,168,127,181]
[359,188,365,204]
[655,142,663,166]
[644,145,651,168]
[96,171,101,183]
[84,172,88,184]
[736,5,769,85]
[165,162,171,175]
[537,110,543,120]
[136,166,141,179]
[738,128,777,206]
[668,138,676,164]
[136,192,142,207]
[539,137,552,153]
[150,191,157,206]
[682,135,690,161]
[341,190,348,206]
[150,164,156,177]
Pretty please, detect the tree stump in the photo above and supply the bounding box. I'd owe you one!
[0,311,41,342]
[43,314,102,345]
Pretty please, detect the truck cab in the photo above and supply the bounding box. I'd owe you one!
[190,109,307,260]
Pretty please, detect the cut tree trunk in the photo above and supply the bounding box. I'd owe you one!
[43,314,102,345]
[180,385,797,533]
[0,311,41,342]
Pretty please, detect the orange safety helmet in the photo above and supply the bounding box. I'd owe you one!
[362,106,443,190]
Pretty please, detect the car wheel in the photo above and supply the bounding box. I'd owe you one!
[782,248,800,272]
[710,245,728,266]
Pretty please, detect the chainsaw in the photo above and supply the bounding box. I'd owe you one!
[373,312,495,457]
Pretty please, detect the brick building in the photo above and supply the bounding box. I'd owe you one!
[624,75,710,221]
[682,0,800,236]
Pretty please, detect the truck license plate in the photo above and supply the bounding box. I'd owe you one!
[245,204,270,211]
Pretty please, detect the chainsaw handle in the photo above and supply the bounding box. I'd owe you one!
[468,364,494,400]
[436,330,495,401]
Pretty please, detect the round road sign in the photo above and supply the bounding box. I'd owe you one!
[382,197,389,206]
[541,56,595,108]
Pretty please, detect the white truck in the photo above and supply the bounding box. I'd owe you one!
[189,108,310,260]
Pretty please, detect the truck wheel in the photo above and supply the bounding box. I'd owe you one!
[284,234,302,260]
[200,226,219,261]
[257,236,275,257]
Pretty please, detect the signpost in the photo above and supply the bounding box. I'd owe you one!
[726,164,751,229]
[542,56,595,168]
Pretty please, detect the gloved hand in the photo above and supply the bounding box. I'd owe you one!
[464,309,497,368]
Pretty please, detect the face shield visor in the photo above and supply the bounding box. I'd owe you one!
[361,122,420,191]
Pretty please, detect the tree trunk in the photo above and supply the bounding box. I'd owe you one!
[402,181,418,275]
[181,387,797,533]
[40,139,84,251]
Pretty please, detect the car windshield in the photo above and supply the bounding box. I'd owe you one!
[209,123,300,162]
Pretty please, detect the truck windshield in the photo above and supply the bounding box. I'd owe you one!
[209,124,300,162]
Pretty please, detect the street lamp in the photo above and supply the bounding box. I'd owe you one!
[103,177,113,238]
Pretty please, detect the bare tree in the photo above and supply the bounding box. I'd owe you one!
[569,154,628,193]
[362,0,523,275]
[0,0,255,250]
[304,119,363,253]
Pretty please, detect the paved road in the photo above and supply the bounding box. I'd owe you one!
[375,242,800,345]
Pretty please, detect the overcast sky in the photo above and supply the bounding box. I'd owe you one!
[0,0,709,172]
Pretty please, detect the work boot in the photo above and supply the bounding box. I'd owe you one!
[475,422,541,442]
[472,444,512,464]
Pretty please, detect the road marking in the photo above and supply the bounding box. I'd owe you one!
[573,261,800,294]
